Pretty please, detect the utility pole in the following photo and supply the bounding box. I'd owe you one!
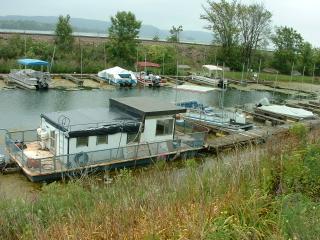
[175,60,179,103]
[162,53,165,75]
[290,62,294,84]
[80,46,83,79]
[312,63,316,85]
[104,43,107,69]
[257,59,262,84]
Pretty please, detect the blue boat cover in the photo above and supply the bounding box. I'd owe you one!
[17,58,49,66]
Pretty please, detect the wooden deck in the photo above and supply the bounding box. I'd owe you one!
[8,136,205,182]
[207,119,320,152]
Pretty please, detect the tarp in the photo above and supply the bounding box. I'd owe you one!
[17,59,49,66]
[136,61,160,68]
[203,65,223,71]
[97,66,137,85]
[258,105,314,119]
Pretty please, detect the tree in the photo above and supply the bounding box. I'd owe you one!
[300,42,315,75]
[152,34,160,41]
[54,15,74,51]
[167,25,183,42]
[201,0,240,66]
[272,26,304,74]
[107,11,142,66]
[238,3,272,64]
[201,0,272,70]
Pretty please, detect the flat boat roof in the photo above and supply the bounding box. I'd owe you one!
[110,97,186,117]
[41,108,139,136]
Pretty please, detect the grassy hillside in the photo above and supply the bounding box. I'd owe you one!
[1,124,320,239]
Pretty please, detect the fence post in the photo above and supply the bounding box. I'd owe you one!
[54,157,56,171]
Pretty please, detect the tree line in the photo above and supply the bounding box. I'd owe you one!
[1,2,320,77]
[201,0,320,76]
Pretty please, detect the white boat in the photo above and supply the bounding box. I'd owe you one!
[98,66,137,87]
[177,101,253,131]
[9,59,51,90]
[257,98,315,120]
[258,105,314,119]
[191,65,227,88]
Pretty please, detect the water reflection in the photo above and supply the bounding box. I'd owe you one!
[0,88,282,130]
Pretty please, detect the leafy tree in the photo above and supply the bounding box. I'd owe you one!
[201,0,240,67]
[167,25,183,42]
[152,34,160,41]
[300,42,315,75]
[107,11,142,67]
[272,26,304,74]
[201,0,272,70]
[238,3,272,64]
[54,15,74,51]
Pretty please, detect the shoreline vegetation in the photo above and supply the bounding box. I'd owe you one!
[1,123,320,239]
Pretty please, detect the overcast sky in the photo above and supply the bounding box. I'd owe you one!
[2,0,320,46]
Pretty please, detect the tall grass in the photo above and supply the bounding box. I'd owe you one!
[1,125,320,239]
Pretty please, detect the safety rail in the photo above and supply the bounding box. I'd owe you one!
[8,129,39,143]
[5,130,207,175]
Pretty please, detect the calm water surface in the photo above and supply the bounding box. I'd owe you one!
[0,87,282,130]
[0,87,285,199]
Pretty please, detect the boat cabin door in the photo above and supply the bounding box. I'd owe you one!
[49,130,57,154]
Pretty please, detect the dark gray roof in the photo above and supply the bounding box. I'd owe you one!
[41,108,139,133]
[109,97,186,117]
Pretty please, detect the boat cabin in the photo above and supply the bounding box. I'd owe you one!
[38,97,186,159]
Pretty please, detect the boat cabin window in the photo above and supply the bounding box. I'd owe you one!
[96,135,108,145]
[127,133,140,143]
[50,131,55,149]
[76,136,89,147]
[156,119,174,136]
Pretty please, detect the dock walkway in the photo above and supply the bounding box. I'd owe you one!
[207,120,320,152]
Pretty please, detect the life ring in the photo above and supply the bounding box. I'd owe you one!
[74,152,89,166]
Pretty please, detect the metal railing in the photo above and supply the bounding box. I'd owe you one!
[5,124,208,175]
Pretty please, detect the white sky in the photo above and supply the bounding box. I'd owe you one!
[1,0,320,46]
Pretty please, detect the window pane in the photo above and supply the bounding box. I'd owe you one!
[77,136,88,147]
[96,135,108,145]
[50,131,55,148]
[156,120,165,135]
[127,133,139,143]
[156,119,174,136]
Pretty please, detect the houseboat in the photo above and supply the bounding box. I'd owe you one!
[190,65,228,88]
[5,97,207,182]
[97,66,137,87]
[8,58,51,90]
